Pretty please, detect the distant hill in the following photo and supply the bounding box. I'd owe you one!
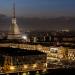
[17,16,75,31]
[0,14,75,31]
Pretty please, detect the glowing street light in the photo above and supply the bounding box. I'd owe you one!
[22,73,27,75]
[10,66,16,71]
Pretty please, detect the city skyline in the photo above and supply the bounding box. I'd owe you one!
[0,1,75,74]
[0,0,75,17]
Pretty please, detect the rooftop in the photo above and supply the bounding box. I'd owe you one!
[0,47,46,56]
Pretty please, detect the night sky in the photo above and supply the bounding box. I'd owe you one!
[0,0,75,17]
[0,0,75,31]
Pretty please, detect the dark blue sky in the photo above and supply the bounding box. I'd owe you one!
[0,0,75,17]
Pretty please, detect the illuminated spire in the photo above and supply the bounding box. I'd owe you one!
[12,0,17,25]
[8,0,21,39]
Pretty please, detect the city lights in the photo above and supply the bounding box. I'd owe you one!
[32,64,37,68]
[50,47,58,53]
[0,0,75,74]
[24,65,28,69]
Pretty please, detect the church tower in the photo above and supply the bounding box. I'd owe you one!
[8,0,21,39]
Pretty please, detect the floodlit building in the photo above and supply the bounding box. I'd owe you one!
[0,47,47,72]
[8,0,21,39]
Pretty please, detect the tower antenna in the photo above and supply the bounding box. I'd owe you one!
[13,0,15,18]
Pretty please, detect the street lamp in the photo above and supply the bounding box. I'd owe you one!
[22,35,27,40]
[22,35,28,42]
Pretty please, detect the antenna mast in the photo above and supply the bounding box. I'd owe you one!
[13,0,15,18]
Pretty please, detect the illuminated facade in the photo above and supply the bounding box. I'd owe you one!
[68,49,75,61]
